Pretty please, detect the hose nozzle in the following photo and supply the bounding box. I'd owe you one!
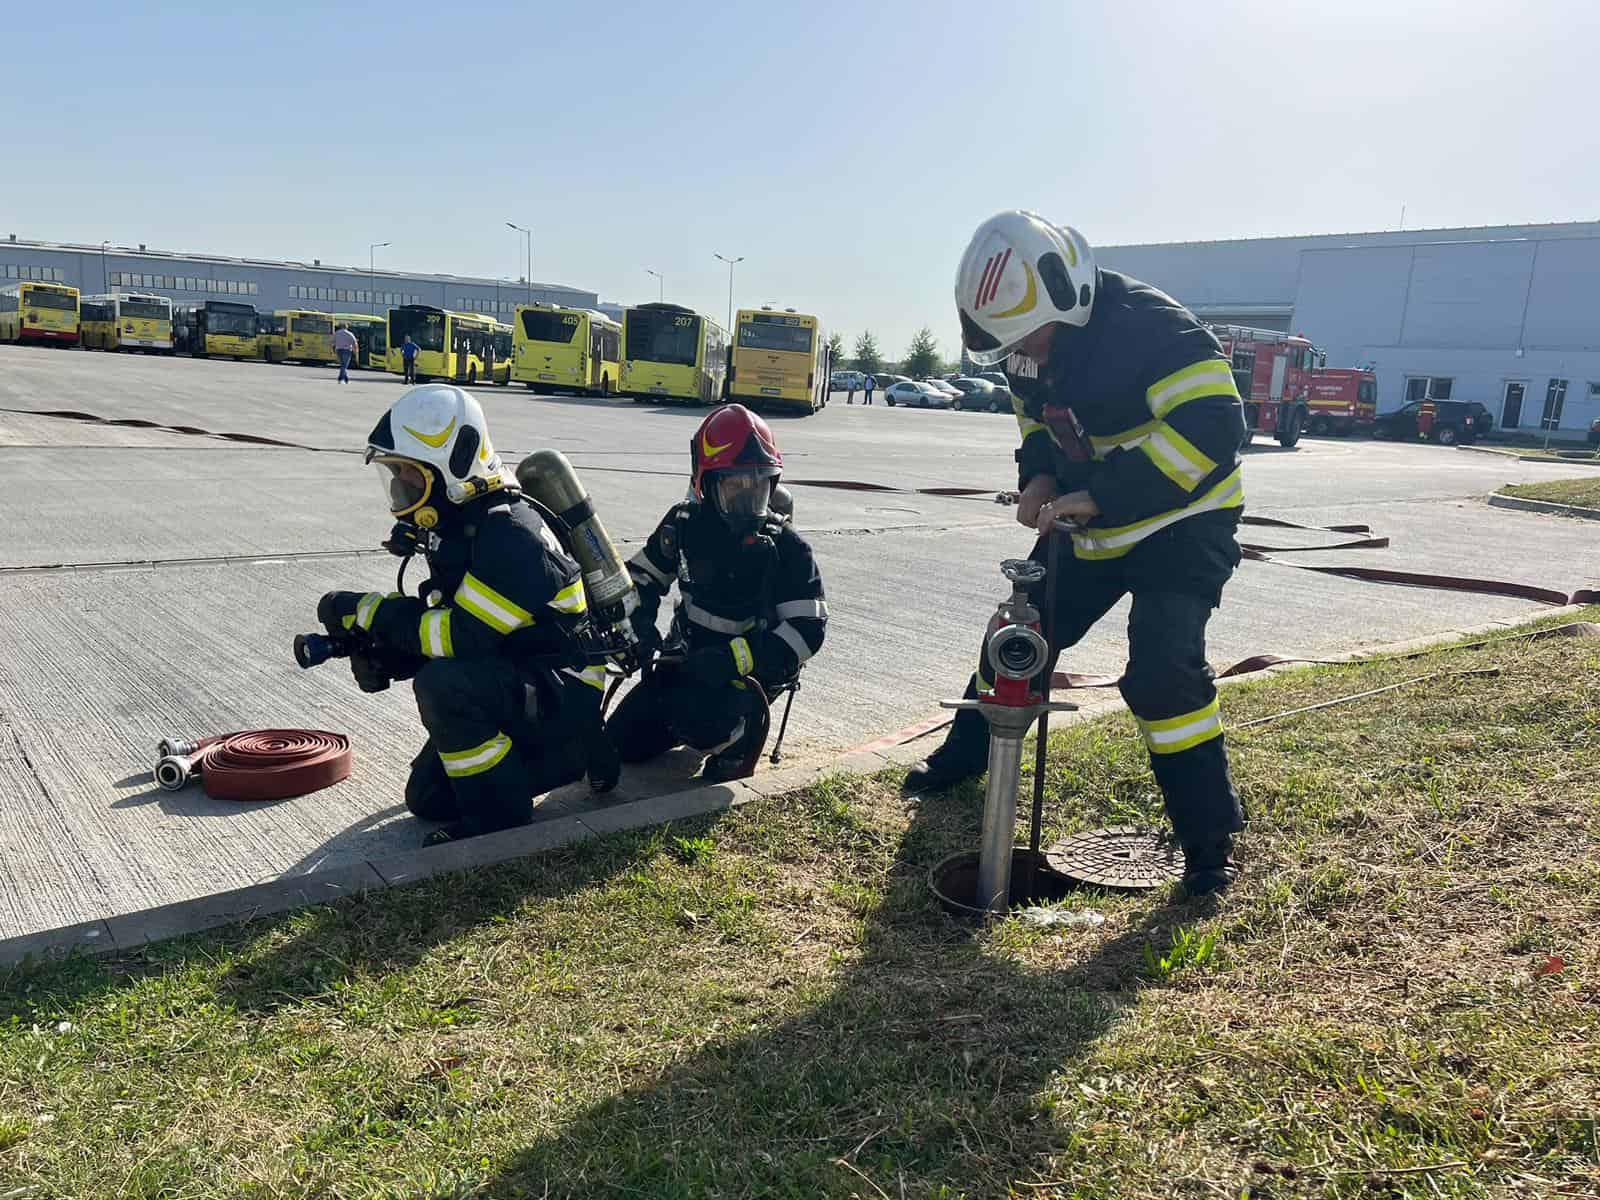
[154,754,196,792]
[157,736,202,759]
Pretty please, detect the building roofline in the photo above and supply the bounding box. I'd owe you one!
[1101,218,1600,252]
[0,233,585,293]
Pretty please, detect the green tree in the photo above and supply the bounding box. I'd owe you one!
[852,331,882,376]
[903,326,940,379]
[826,332,844,368]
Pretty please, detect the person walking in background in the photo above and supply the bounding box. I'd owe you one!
[333,324,358,384]
[401,334,420,384]
[847,376,857,404]
[863,374,876,405]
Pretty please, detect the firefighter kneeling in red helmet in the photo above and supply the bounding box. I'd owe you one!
[607,405,827,781]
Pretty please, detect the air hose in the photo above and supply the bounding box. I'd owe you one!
[154,730,353,801]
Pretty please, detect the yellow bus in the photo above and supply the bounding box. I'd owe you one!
[79,292,175,353]
[489,319,513,386]
[386,305,505,384]
[265,310,336,365]
[336,313,388,369]
[512,304,622,395]
[175,301,259,359]
[727,307,829,414]
[620,302,727,405]
[0,281,80,346]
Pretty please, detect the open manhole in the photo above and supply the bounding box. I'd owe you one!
[1046,826,1182,891]
[928,849,1075,919]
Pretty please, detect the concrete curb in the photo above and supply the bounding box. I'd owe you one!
[1487,491,1600,521]
[2,606,1592,970]
[1457,443,1600,466]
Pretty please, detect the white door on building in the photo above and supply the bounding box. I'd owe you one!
[1500,381,1526,429]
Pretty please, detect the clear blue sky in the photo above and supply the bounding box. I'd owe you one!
[3,0,1594,357]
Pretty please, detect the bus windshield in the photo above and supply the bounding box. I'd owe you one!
[738,318,814,354]
[292,314,333,336]
[627,311,700,366]
[122,300,169,320]
[208,310,256,336]
[391,308,446,352]
[520,310,581,344]
[27,289,76,311]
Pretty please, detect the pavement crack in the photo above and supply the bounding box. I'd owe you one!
[0,707,55,806]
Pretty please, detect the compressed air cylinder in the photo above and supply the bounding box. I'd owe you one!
[515,449,637,620]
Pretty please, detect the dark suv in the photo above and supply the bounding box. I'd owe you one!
[1372,400,1484,446]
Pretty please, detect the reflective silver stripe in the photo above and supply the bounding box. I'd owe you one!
[773,621,813,665]
[686,602,756,635]
[628,551,672,588]
[774,598,828,621]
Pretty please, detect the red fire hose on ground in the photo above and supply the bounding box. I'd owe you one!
[153,730,353,801]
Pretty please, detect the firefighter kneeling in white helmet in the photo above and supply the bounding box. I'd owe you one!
[606,405,827,781]
[317,385,617,845]
[905,211,1248,897]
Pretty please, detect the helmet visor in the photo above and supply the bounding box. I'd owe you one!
[960,310,1025,367]
[715,470,772,523]
[370,455,433,516]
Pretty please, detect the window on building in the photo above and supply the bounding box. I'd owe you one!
[1405,377,1454,403]
[1541,379,1568,430]
[1588,382,1600,403]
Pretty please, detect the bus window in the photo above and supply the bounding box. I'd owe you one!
[520,309,581,343]
[627,311,699,365]
[738,319,814,354]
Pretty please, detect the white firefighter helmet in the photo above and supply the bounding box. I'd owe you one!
[364,384,506,527]
[955,210,1097,365]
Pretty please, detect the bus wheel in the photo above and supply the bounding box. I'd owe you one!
[468,366,477,384]
[601,374,611,395]
[525,382,536,391]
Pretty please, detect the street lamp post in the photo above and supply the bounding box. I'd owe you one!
[368,241,391,315]
[645,268,664,302]
[713,253,743,333]
[507,222,532,305]
[100,241,109,293]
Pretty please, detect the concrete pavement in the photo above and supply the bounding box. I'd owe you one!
[0,344,1595,941]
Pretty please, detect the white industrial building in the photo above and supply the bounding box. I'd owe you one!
[1102,221,1600,435]
[0,234,596,323]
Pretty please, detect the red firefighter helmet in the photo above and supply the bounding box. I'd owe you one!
[690,405,783,533]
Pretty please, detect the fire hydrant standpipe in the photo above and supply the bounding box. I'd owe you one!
[942,542,1077,916]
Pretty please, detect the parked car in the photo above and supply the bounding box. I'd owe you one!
[831,370,865,392]
[869,373,909,392]
[1590,417,1600,447]
[922,378,962,400]
[977,371,1013,404]
[952,377,1005,412]
[884,380,954,409]
[1371,400,1482,445]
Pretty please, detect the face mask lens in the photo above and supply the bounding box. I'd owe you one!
[374,458,430,515]
[716,471,769,521]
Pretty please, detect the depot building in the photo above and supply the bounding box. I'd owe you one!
[0,234,597,325]
[1101,220,1600,437]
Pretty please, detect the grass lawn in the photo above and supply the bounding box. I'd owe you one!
[1503,476,1600,510]
[3,615,1598,1199]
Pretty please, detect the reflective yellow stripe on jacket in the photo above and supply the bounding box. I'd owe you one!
[1071,468,1243,560]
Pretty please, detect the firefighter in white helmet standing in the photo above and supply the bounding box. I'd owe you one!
[904,211,1248,896]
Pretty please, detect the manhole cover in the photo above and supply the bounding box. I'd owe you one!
[1046,826,1182,891]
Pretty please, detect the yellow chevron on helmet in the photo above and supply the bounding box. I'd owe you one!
[955,210,1096,366]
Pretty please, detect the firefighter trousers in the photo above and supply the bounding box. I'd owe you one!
[406,657,588,836]
[952,511,1245,849]
[606,665,767,765]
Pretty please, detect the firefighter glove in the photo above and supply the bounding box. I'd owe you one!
[348,651,391,694]
[687,638,754,688]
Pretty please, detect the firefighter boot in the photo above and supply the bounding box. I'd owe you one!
[1179,835,1239,898]
[901,674,990,795]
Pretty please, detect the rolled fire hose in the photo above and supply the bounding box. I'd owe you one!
[154,730,353,801]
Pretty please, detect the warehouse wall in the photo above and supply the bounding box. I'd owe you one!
[1293,234,1600,431]
[0,239,596,320]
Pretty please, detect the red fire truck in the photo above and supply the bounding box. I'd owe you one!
[1208,324,1322,448]
[1305,368,1377,436]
